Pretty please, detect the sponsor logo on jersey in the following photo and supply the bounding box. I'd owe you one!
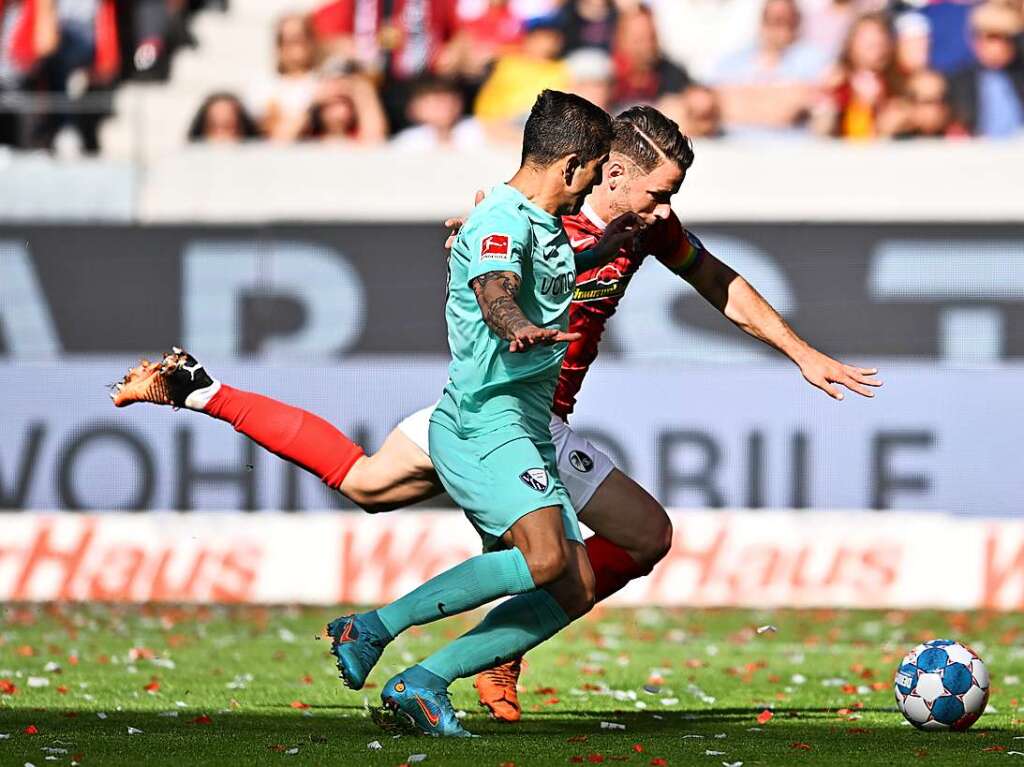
[519,468,549,492]
[570,235,596,249]
[541,271,577,296]
[573,268,633,303]
[569,450,594,473]
[481,233,511,261]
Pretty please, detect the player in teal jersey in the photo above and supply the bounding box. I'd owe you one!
[328,92,635,737]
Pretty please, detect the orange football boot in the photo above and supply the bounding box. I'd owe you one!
[474,658,523,722]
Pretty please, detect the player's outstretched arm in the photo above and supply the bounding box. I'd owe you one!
[684,252,883,401]
[470,272,581,353]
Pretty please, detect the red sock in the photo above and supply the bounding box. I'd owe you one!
[203,384,364,489]
[585,534,650,602]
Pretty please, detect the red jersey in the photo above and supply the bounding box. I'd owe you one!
[552,204,708,419]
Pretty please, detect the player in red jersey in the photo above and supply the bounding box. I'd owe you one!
[113,105,881,722]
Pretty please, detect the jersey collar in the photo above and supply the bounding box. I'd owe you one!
[580,201,607,232]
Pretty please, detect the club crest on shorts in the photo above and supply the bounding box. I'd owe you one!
[569,450,594,473]
[519,468,549,492]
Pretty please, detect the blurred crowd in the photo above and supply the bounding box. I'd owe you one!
[3,0,1024,153]
[190,0,1024,148]
[0,0,223,151]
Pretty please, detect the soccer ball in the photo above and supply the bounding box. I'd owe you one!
[894,639,990,731]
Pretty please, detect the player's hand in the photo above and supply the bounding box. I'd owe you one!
[590,212,645,265]
[443,190,486,250]
[508,326,582,353]
[797,349,882,400]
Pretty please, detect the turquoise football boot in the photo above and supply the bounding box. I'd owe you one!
[326,612,390,690]
[380,665,473,737]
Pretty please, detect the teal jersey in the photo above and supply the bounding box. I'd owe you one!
[435,183,577,437]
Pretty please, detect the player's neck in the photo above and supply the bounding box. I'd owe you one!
[582,187,614,227]
[507,166,565,216]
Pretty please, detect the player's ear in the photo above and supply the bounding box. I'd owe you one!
[607,161,627,190]
[563,154,581,186]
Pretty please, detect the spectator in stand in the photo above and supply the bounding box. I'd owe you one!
[895,12,930,77]
[815,13,902,140]
[948,1,1024,137]
[671,83,725,138]
[249,13,320,142]
[611,4,691,110]
[305,69,388,144]
[310,0,459,131]
[435,0,522,88]
[878,69,967,138]
[802,0,859,60]
[564,47,614,111]
[645,0,764,82]
[557,0,617,54]
[474,15,568,123]
[187,92,260,143]
[710,0,828,136]
[391,74,485,149]
[920,0,977,75]
[0,0,59,146]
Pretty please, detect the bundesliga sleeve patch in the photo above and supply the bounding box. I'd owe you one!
[480,233,511,262]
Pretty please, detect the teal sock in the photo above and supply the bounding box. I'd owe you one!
[420,589,570,683]
[376,547,535,638]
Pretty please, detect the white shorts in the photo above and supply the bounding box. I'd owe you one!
[396,405,616,513]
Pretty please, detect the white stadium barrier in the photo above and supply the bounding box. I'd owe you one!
[3,510,1024,610]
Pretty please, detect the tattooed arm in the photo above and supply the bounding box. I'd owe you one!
[470,271,581,353]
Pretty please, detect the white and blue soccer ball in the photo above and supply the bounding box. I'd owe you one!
[894,639,990,731]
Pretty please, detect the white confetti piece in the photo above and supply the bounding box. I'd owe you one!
[158,711,179,718]
[986,704,999,714]
[96,713,108,720]
[455,710,467,719]
[822,678,849,687]
[278,628,296,643]
[1008,752,1024,757]
[0,734,9,740]
[175,701,187,707]
[127,727,143,735]
[723,762,744,767]
[41,748,67,755]
[27,677,49,688]
[43,662,61,673]
[151,658,176,670]
[704,749,726,756]
[714,733,727,739]
[791,673,807,685]
[367,741,382,750]
[285,748,299,755]
[25,762,37,767]
[600,721,626,730]
[1006,676,1021,685]
[756,625,777,635]
[635,701,648,709]
[746,727,762,732]
[681,734,704,739]
[407,754,427,763]
[660,698,680,706]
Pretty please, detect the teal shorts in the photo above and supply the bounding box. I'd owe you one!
[427,419,582,551]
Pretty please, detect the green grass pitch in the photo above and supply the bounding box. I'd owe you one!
[1,604,1021,766]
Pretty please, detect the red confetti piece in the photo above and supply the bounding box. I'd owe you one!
[56,685,69,695]
[871,682,888,692]
[847,728,869,734]
[837,708,851,716]
[68,655,79,666]
[841,684,857,694]
[191,715,213,725]
[650,760,668,767]
[567,735,588,743]
[24,725,39,734]
[632,744,644,753]
[144,679,161,693]
[301,674,314,685]
[535,687,558,695]
[982,746,1007,752]
[757,709,774,724]
[290,700,310,709]
[791,743,812,751]
[570,758,584,764]
[0,679,17,695]
[129,647,155,661]
[544,697,561,705]
[588,754,605,763]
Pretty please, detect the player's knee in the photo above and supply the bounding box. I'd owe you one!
[524,545,569,587]
[562,572,597,619]
[635,504,673,572]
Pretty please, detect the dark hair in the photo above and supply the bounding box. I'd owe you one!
[521,89,613,167]
[612,105,695,172]
[409,74,463,101]
[187,92,260,142]
[307,94,358,139]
